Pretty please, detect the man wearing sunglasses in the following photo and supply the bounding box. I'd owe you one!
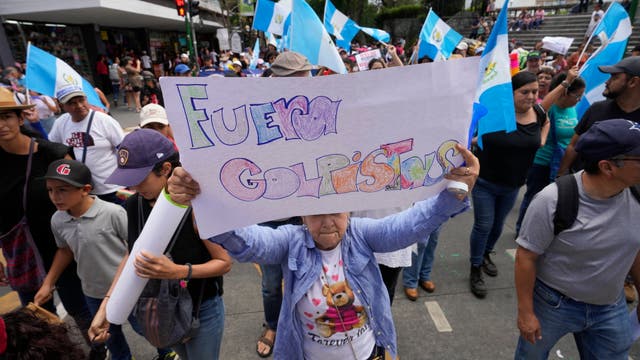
[514,119,640,359]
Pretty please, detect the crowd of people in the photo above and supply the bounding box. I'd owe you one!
[1,4,640,359]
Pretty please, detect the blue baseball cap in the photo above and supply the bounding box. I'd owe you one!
[105,129,177,187]
[575,119,640,161]
[175,63,190,74]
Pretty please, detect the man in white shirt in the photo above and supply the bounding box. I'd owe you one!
[49,85,124,204]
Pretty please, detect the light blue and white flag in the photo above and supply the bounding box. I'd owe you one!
[576,2,632,118]
[252,0,291,36]
[25,44,104,109]
[249,39,261,70]
[323,0,360,50]
[359,27,390,43]
[418,9,463,62]
[290,0,346,74]
[470,0,515,148]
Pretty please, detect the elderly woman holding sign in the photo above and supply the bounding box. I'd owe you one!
[168,143,478,359]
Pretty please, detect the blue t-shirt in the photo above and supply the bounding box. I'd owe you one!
[534,104,578,166]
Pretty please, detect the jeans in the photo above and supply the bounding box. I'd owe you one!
[469,178,520,267]
[85,296,133,360]
[18,265,93,346]
[516,164,551,235]
[111,82,120,103]
[402,229,440,288]
[260,263,283,330]
[514,280,632,360]
[173,296,225,360]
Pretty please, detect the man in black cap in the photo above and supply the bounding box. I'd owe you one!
[558,56,640,176]
[514,119,640,359]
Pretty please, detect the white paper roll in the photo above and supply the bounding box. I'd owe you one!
[106,189,188,324]
[446,180,469,196]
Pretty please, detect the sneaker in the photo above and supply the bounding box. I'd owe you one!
[482,252,498,277]
[625,282,636,303]
[470,266,487,298]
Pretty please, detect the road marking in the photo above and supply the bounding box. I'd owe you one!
[424,301,452,332]
[506,248,517,261]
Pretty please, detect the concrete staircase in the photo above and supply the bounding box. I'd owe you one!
[450,2,640,55]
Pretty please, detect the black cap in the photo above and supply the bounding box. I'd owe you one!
[44,159,92,188]
[598,56,640,77]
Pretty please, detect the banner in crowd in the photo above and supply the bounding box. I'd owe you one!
[418,9,463,62]
[25,44,105,110]
[160,58,480,237]
[290,0,346,74]
[470,0,515,148]
[324,0,360,50]
[576,2,632,118]
[253,0,291,35]
[541,36,574,56]
[355,49,382,71]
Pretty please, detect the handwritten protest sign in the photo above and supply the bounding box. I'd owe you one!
[160,57,479,237]
[355,49,382,71]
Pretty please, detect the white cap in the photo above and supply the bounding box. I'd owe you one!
[456,42,469,51]
[139,104,169,127]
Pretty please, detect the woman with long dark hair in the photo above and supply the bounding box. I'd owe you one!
[468,71,549,298]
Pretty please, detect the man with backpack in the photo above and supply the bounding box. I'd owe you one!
[514,119,640,359]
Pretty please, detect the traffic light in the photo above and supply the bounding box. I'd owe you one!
[175,0,186,17]
[189,0,200,17]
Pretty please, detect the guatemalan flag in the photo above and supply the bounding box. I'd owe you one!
[359,27,391,43]
[323,0,360,50]
[25,44,104,109]
[575,2,631,118]
[253,0,291,36]
[290,0,346,74]
[418,9,463,62]
[470,0,515,148]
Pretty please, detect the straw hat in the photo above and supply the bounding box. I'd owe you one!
[0,87,35,110]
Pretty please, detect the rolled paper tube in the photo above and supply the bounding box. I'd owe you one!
[106,189,188,324]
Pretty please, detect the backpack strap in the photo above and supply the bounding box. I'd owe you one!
[532,104,547,127]
[81,110,95,164]
[21,138,36,214]
[553,174,579,235]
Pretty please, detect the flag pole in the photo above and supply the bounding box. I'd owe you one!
[578,3,613,70]
[24,42,31,105]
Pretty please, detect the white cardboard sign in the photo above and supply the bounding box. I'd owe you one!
[355,49,382,71]
[160,57,479,237]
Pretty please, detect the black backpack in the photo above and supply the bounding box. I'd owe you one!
[553,175,640,235]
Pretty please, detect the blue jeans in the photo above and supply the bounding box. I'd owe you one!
[260,263,283,330]
[402,229,440,288]
[469,178,520,267]
[173,296,225,360]
[85,296,133,360]
[515,280,632,359]
[18,265,93,346]
[516,164,551,235]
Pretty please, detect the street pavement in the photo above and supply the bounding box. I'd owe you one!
[1,104,639,359]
